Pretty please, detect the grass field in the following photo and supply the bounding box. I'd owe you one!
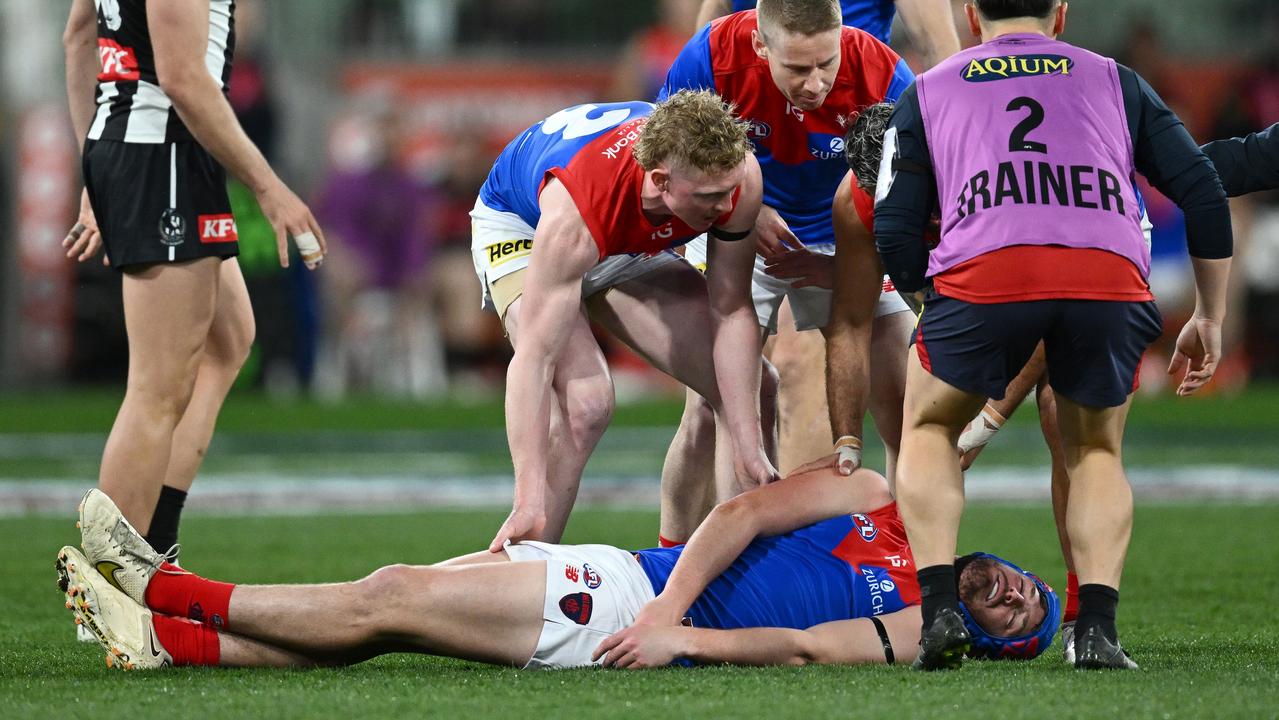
[2,388,1277,718]
[2,505,1277,719]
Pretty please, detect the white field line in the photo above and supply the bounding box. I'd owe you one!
[1,466,1277,516]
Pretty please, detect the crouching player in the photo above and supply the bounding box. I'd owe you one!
[59,470,1058,671]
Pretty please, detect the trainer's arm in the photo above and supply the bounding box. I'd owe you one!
[635,467,893,625]
[824,173,884,451]
[873,83,936,293]
[64,0,99,149]
[492,182,599,551]
[695,0,733,30]
[1201,123,1279,197]
[597,606,920,668]
[894,0,961,70]
[148,0,324,266]
[705,154,777,487]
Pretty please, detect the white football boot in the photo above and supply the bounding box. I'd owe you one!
[1061,621,1076,664]
[57,546,172,671]
[77,488,178,606]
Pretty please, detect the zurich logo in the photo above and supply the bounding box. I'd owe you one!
[808,132,844,160]
[881,579,896,592]
[852,513,878,542]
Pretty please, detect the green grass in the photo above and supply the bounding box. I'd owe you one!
[3,386,1279,480]
[3,504,1278,719]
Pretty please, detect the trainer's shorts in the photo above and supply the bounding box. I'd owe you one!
[83,139,238,271]
[505,540,655,670]
[912,289,1163,408]
[683,235,909,333]
[469,197,680,322]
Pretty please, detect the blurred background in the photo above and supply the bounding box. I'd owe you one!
[1,0,1276,513]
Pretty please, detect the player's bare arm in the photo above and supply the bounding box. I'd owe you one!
[695,0,734,31]
[62,0,104,262]
[597,606,921,668]
[147,0,325,268]
[1170,257,1232,396]
[491,180,600,552]
[894,0,963,69]
[704,154,779,487]
[826,172,883,470]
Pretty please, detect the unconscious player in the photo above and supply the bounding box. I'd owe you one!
[59,470,1058,671]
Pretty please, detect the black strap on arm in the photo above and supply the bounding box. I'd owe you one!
[869,615,895,665]
[708,225,751,241]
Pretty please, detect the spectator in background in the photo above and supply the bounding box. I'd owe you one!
[427,130,511,387]
[314,101,447,398]
[608,0,702,102]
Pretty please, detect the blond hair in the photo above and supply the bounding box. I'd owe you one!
[756,0,841,39]
[633,90,751,174]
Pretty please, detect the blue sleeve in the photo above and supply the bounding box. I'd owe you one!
[732,0,756,9]
[884,57,914,102]
[658,22,717,101]
[1202,123,1279,197]
[874,82,935,292]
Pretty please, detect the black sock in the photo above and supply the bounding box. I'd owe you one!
[917,564,959,631]
[1076,584,1120,644]
[145,485,188,554]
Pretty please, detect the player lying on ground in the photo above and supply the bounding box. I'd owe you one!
[59,469,1057,671]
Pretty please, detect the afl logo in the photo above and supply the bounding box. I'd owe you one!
[158,208,187,247]
[852,513,878,542]
[582,563,602,589]
[747,120,772,141]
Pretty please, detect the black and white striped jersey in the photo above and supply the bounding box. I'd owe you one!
[88,0,236,144]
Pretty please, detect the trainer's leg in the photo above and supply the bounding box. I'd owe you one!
[867,310,913,484]
[224,559,546,667]
[99,258,221,532]
[896,349,986,639]
[1054,394,1132,591]
[146,260,255,551]
[505,297,614,542]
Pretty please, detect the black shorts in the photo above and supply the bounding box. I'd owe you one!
[83,139,239,271]
[912,290,1163,408]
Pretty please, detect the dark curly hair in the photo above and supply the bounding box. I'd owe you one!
[843,102,896,191]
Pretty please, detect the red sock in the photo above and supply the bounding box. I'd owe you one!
[658,535,684,548]
[153,615,221,666]
[1064,572,1080,623]
[144,561,236,629]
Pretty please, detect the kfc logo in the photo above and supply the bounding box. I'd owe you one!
[199,214,238,244]
[97,39,139,82]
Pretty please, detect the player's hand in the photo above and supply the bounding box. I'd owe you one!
[255,179,327,270]
[791,438,861,477]
[753,205,802,259]
[957,406,1003,470]
[631,596,686,628]
[1168,316,1222,396]
[736,448,781,487]
[63,189,107,265]
[593,624,686,669]
[761,247,835,289]
[488,505,546,553]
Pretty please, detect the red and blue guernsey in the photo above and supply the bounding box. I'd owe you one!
[478,101,738,260]
[729,0,897,44]
[635,502,920,630]
[660,11,913,248]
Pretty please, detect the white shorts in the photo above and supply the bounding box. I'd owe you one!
[505,540,655,670]
[469,196,680,314]
[683,235,910,334]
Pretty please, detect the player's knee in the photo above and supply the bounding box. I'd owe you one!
[355,564,428,630]
[565,377,615,441]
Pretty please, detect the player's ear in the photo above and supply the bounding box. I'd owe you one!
[650,167,671,193]
[750,29,768,60]
[964,3,982,39]
[1052,2,1068,37]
